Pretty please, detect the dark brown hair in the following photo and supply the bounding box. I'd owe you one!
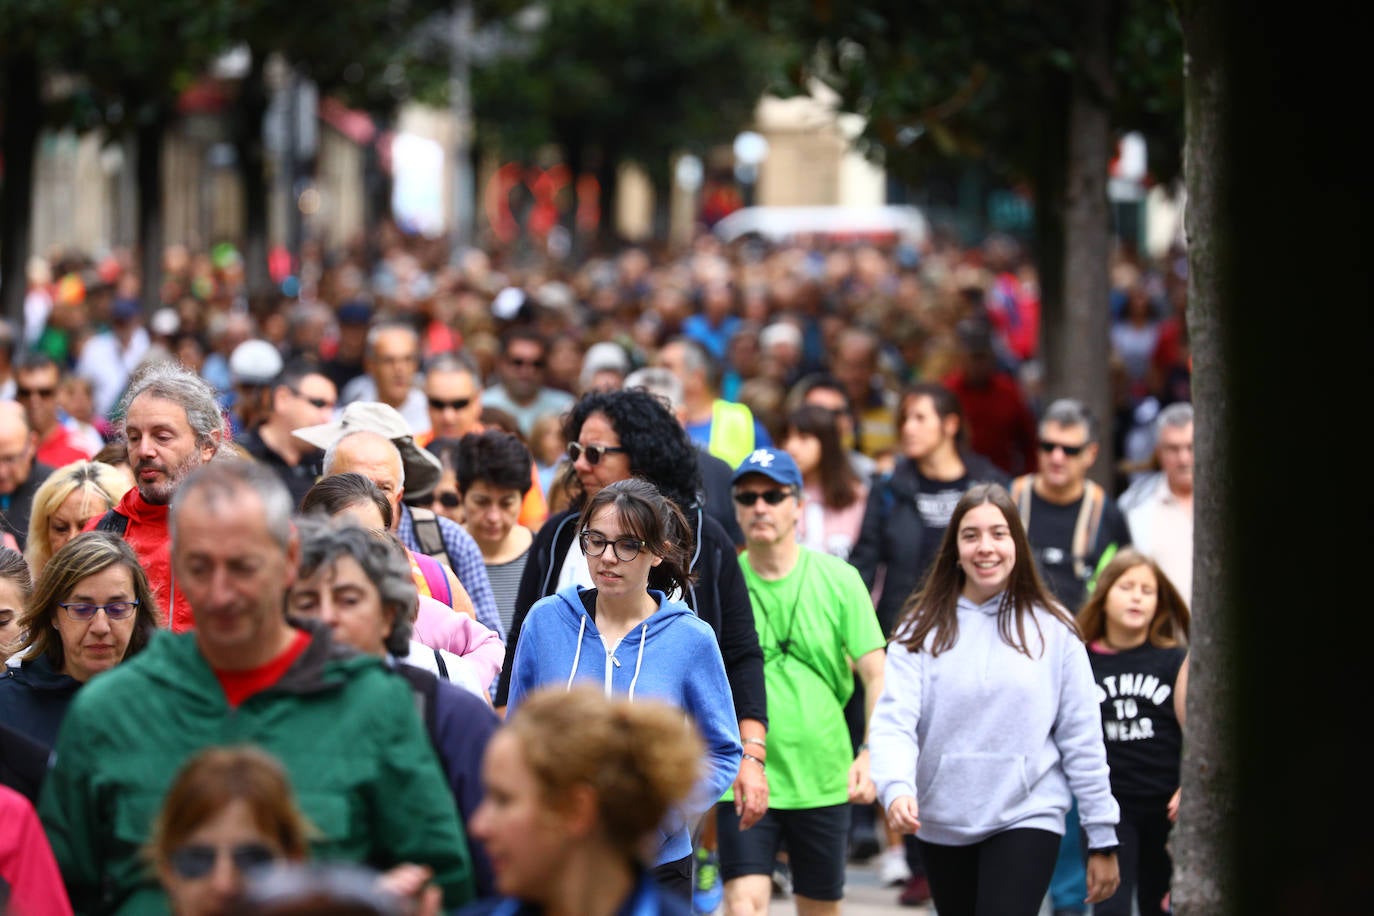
[893,483,1075,657]
[578,478,694,596]
[784,404,862,510]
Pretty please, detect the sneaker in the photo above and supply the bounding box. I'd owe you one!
[898,874,932,907]
[770,859,792,899]
[878,845,912,886]
[692,847,722,915]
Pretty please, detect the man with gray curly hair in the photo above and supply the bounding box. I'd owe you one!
[88,362,225,631]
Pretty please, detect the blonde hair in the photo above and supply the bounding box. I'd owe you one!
[24,460,132,577]
[507,685,703,862]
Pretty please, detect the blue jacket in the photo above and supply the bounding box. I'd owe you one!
[507,585,741,866]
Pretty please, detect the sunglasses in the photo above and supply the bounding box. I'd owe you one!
[428,396,473,412]
[287,387,334,410]
[1038,440,1087,457]
[733,489,793,507]
[168,842,276,879]
[16,386,56,399]
[508,357,545,369]
[58,600,139,621]
[567,442,628,465]
[435,491,461,508]
[579,531,646,562]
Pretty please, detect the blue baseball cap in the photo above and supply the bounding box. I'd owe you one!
[732,447,803,491]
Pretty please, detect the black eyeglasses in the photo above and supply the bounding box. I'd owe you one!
[58,600,139,621]
[579,531,646,562]
[733,489,793,507]
[1039,440,1087,457]
[567,442,628,465]
[16,386,56,400]
[287,387,334,410]
[435,491,461,508]
[168,842,277,879]
[428,396,473,412]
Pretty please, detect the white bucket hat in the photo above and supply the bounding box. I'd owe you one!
[293,401,442,498]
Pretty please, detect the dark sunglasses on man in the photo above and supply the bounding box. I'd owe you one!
[1038,439,1087,457]
[733,488,793,507]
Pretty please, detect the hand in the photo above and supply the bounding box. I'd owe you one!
[733,757,769,830]
[1167,787,1181,823]
[1085,852,1121,904]
[377,863,440,915]
[847,749,875,805]
[886,795,920,834]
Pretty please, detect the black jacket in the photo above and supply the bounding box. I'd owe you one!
[494,507,767,726]
[849,453,1010,635]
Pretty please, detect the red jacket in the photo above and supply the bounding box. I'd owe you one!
[85,488,193,632]
[943,369,1040,478]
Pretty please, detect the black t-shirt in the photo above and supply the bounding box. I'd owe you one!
[1088,642,1186,802]
[1024,490,1132,611]
[913,470,972,582]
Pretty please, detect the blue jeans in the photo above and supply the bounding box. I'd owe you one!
[1049,800,1087,912]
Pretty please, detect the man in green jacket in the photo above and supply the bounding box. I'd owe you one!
[39,460,475,914]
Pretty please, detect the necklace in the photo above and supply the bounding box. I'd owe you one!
[747,552,809,659]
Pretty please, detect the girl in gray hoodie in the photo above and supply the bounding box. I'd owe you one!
[869,483,1120,916]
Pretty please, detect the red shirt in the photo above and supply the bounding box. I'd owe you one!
[213,629,312,707]
[35,425,91,468]
[943,369,1040,477]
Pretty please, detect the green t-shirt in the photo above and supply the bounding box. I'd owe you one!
[732,547,886,809]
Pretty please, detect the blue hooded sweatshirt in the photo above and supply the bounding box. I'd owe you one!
[507,585,742,865]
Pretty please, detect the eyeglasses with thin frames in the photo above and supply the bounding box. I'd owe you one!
[579,531,646,562]
[58,600,140,621]
[733,489,793,507]
[567,442,628,465]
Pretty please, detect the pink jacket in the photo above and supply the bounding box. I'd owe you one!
[412,595,504,689]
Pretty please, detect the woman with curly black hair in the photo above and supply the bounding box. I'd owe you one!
[493,388,771,840]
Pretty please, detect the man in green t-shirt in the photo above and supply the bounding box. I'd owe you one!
[716,447,886,915]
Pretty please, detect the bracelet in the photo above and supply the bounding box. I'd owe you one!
[743,736,767,750]
[1088,846,1119,857]
[742,753,766,771]
[857,743,870,753]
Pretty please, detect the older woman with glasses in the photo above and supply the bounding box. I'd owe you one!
[505,477,741,901]
[0,531,159,749]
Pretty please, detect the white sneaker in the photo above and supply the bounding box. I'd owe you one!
[878,845,912,886]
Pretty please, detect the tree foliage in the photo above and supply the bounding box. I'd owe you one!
[728,0,1183,190]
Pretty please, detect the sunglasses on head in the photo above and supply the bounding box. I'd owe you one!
[1038,440,1087,457]
[567,441,628,465]
[435,491,461,508]
[733,488,793,507]
[168,842,276,879]
[428,396,472,412]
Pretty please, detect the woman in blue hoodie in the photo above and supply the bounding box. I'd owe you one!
[869,483,1120,916]
[506,477,742,900]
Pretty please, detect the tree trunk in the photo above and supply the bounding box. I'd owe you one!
[135,114,167,317]
[235,53,272,300]
[594,147,620,254]
[0,54,41,328]
[1045,0,1115,488]
[1171,5,1231,911]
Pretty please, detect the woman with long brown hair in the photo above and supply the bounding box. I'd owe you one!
[868,483,1120,916]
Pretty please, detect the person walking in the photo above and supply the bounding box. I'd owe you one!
[869,483,1120,916]
[1076,548,1189,916]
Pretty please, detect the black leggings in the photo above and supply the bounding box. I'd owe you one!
[916,828,1061,916]
[1087,799,1173,916]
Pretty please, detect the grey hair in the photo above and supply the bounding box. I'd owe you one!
[118,362,224,448]
[1041,397,1099,443]
[321,430,406,489]
[294,517,416,656]
[170,459,295,550]
[1155,401,1193,435]
[422,350,480,380]
[364,321,420,359]
[624,367,683,413]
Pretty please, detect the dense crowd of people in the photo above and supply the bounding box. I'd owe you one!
[0,221,1193,915]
